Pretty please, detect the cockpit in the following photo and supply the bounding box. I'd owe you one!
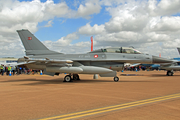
[90,47,142,54]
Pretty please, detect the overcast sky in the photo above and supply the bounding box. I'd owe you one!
[0,0,180,58]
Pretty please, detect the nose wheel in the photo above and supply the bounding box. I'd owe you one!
[114,76,119,82]
[166,71,174,76]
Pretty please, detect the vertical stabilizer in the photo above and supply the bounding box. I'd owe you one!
[177,48,180,55]
[17,29,61,56]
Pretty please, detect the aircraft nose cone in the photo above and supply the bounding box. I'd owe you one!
[152,56,172,63]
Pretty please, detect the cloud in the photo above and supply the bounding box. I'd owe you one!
[44,1,72,18]
[76,0,180,58]
[104,1,150,33]
[0,0,100,57]
[42,32,81,53]
[149,16,180,32]
[44,20,53,27]
[163,39,180,48]
[76,0,101,18]
[64,33,79,40]
[157,0,180,16]
[1,0,180,59]
[78,23,105,35]
[145,32,171,42]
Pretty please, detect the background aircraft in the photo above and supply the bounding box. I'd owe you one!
[129,63,160,70]
[130,48,180,76]
[160,48,180,76]
[173,47,180,64]
[17,29,174,82]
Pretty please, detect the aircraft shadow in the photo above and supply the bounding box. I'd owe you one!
[21,79,114,85]
[150,74,180,77]
[120,74,144,76]
[1,78,38,83]
[0,78,155,85]
[0,78,62,85]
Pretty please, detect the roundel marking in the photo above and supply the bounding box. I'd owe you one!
[94,54,98,58]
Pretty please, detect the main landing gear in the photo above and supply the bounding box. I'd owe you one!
[166,70,174,76]
[63,74,80,82]
[64,74,119,82]
[73,74,80,80]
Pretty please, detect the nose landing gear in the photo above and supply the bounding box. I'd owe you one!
[114,76,119,82]
[166,70,174,76]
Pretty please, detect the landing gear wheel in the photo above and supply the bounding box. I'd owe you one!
[167,71,173,76]
[73,74,80,80]
[64,75,72,82]
[114,77,119,82]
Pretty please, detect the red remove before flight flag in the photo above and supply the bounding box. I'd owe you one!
[28,37,32,40]
[91,36,93,51]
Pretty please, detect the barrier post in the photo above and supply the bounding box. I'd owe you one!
[40,70,43,75]
[9,71,12,76]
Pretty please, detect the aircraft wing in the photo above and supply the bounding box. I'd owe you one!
[26,59,73,64]
[21,56,73,64]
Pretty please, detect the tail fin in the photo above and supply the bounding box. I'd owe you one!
[177,48,180,55]
[17,29,61,56]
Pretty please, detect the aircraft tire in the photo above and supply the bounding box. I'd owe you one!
[64,75,72,82]
[167,71,173,76]
[171,72,174,76]
[114,77,119,82]
[73,74,80,80]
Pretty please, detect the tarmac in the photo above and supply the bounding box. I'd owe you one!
[0,70,180,120]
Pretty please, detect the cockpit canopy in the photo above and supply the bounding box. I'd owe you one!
[90,47,142,54]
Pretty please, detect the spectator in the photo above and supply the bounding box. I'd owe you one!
[8,65,11,75]
[11,66,16,75]
[1,65,5,76]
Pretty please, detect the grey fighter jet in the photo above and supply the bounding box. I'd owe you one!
[17,29,174,82]
[160,48,180,76]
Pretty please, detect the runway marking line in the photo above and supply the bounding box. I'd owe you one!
[39,93,180,120]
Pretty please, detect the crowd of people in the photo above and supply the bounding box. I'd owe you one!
[1,64,159,76]
[0,64,33,76]
[123,65,158,71]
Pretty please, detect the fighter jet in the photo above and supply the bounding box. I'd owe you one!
[16,29,174,82]
[177,48,180,54]
[160,48,180,76]
[129,48,180,76]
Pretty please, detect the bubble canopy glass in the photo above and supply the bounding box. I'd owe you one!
[90,47,142,54]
